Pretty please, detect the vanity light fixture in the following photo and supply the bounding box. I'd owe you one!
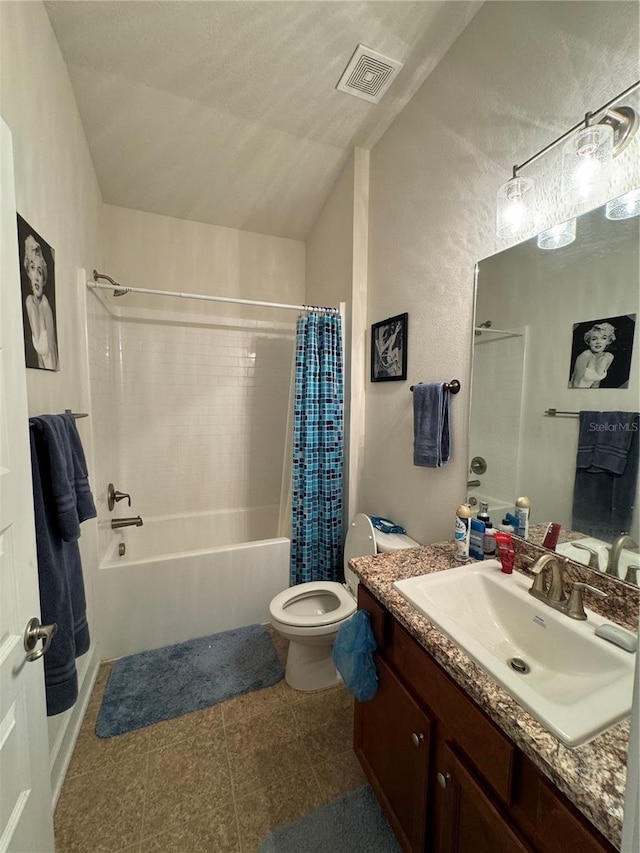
[496,80,640,239]
[537,218,576,250]
[605,187,640,220]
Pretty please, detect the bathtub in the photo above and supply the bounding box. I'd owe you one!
[97,507,290,659]
[467,493,514,523]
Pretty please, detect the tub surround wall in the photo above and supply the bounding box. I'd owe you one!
[364,1,640,546]
[350,540,639,848]
[0,1,103,798]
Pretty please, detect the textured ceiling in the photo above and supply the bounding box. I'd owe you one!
[45,1,481,240]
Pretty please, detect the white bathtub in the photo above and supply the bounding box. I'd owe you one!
[97,507,290,659]
[467,493,514,523]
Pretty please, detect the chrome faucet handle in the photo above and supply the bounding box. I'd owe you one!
[572,543,601,570]
[624,564,639,586]
[108,483,132,511]
[566,581,607,621]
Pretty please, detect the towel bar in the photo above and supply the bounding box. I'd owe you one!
[410,380,460,394]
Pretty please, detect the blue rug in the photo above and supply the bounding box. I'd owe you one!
[258,786,401,853]
[96,624,284,737]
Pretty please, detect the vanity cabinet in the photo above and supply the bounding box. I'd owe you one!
[354,585,617,853]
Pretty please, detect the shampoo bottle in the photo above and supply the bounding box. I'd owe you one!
[454,504,472,560]
[483,522,497,558]
[515,496,530,539]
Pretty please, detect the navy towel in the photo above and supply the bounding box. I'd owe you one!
[572,411,639,541]
[576,411,638,474]
[413,382,450,468]
[29,415,96,715]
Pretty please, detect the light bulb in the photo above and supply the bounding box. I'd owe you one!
[496,175,535,239]
[537,218,576,250]
[605,188,640,220]
[562,123,613,205]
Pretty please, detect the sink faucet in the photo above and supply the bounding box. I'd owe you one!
[529,554,607,619]
[606,534,639,577]
[111,516,143,529]
[529,554,568,609]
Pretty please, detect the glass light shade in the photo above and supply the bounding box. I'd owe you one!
[561,123,613,205]
[605,188,640,220]
[537,218,576,250]
[496,175,536,239]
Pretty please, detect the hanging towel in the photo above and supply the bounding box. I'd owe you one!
[576,411,638,475]
[62,412,97,523]
[332,611,378,702]
[29,415,95,715]
[572,411,639,540]
[413,382,450,468]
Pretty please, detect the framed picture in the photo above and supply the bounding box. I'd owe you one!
[16,214,59,371]
[567,313,636,389]
[371,312,408,382]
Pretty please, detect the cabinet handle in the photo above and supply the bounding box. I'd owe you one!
[437,771,452,789]
[411,732,424,747]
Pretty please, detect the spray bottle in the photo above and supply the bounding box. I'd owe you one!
[515,496,531,539]
[454,504,472,560]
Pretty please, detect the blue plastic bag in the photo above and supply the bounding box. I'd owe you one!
[332,610,378,702]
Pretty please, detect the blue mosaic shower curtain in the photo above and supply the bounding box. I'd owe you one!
[290,311,344,586]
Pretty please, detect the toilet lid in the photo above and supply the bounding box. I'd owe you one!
[344,514,377,564]
[269,581,357,628]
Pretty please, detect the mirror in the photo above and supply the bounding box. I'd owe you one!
[470,201,639,588]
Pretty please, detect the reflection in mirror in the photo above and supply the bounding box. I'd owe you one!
[470,202,639,589]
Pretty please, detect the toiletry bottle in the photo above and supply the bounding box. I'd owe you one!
[454,504,472,560]
[477,501,491,526]
[515,496,530,539]
[483,522,497,558]
[497,518,515,534]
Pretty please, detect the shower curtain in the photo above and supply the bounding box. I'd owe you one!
[290,311,344,586]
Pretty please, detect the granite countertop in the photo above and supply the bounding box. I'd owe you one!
[349,540,640,850]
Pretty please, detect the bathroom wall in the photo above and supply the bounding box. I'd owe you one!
[0,0,103,796]
[305,149,369,526]
[91,205,305,548]
[364,0,640,545]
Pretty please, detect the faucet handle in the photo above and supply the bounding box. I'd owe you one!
[572,543,601,570]
[108,483,132,511]
[566,581,607,620]
[624,564,639,585]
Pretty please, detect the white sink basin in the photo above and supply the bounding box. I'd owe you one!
[393,561,636,746]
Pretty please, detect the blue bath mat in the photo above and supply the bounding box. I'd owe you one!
[96,624,284,737]
[258,786,401,853]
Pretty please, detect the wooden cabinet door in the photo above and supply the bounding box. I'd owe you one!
[355,654,431,852]
[433,741,533,853]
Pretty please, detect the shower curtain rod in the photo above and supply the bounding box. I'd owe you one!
[87,271,339,314]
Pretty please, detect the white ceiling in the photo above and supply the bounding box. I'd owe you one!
[46,1,481,240]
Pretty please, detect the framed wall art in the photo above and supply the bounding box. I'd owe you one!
[371,312,407,382]
[17,214,59,371]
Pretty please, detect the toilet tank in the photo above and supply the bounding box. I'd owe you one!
[344,514,420,595]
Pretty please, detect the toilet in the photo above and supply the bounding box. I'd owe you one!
[269,513,419,691]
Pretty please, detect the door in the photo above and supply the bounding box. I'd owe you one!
[0,118,56,851]
[355,654,431,852]
[433,741,532,853]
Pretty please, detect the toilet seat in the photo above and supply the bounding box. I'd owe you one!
[269,581,356,628]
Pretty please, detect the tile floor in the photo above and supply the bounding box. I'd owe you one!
[54,628,366,852]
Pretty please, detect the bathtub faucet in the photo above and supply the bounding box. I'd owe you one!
[111,516,143,530]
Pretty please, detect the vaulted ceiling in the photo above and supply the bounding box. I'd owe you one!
[46,1,481,240]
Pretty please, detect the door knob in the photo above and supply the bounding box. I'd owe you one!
[411,732,424,747]
[437,771,452,789]
[23,617,57,662]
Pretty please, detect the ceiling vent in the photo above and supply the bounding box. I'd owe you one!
[336,44,403,104]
